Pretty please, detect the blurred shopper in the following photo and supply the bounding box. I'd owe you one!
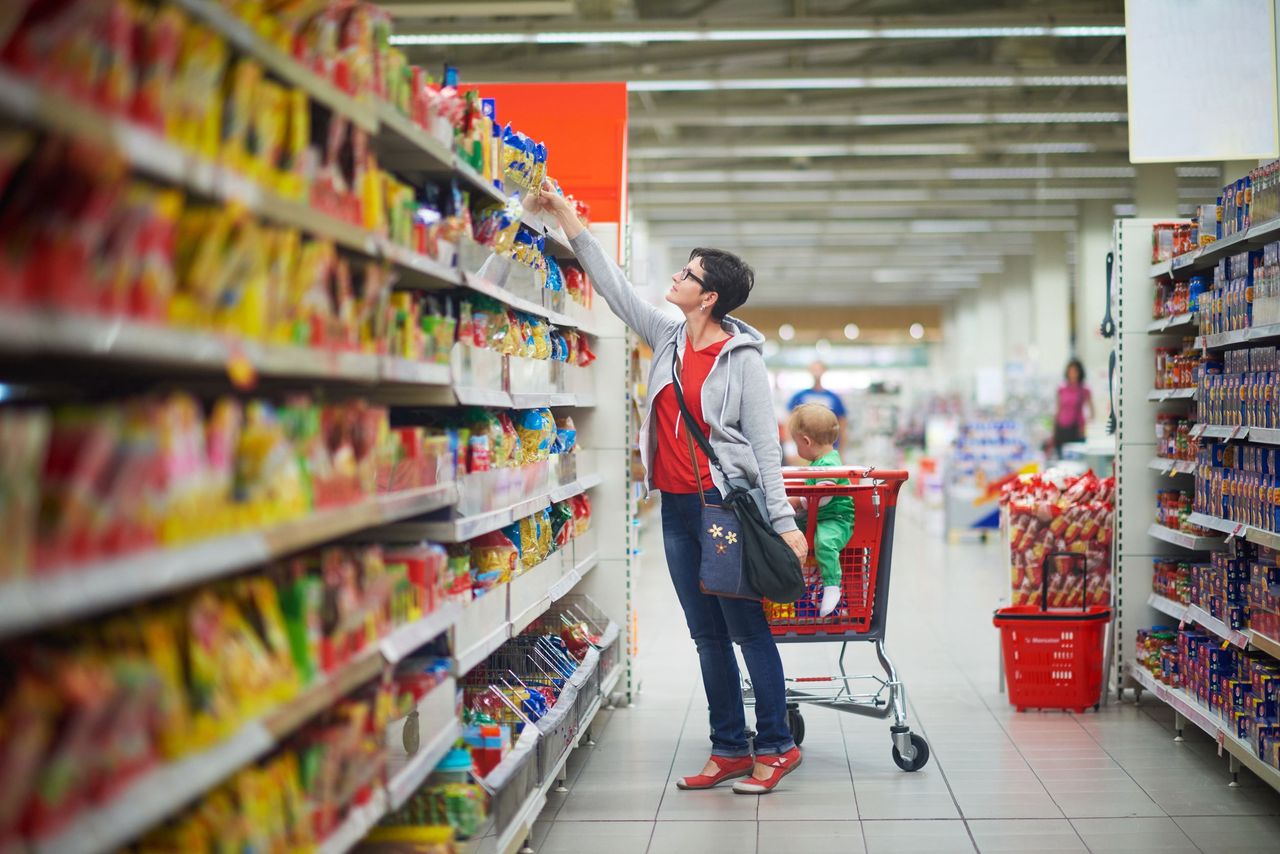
[1054,358,1093,458]
[787,361,847,450]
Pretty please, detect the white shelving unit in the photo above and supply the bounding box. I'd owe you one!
[1115,218,1280,797]
[1113,217,1197,697]
[0,3,634,851]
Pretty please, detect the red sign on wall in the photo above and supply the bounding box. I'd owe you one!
[461,82,629,225]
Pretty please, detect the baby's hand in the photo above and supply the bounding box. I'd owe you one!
[788,496,808,512]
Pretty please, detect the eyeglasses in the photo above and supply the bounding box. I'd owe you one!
[675,267,706,286]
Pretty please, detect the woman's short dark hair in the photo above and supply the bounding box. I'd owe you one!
[690,247,754,319]
[1065,358,1085,382]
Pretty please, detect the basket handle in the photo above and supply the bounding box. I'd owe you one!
[1040,551,1089,613]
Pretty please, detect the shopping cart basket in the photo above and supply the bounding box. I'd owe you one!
[744,467,930,772]
[993,552,1111,713]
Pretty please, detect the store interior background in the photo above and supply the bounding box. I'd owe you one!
[389,0,1271,528]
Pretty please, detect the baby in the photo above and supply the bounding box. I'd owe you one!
[787,404,855,617]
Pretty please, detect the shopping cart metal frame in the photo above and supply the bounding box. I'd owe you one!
[742,466,930,771]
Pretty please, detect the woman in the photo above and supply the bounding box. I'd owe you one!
[1054,358,1093,458]
[528,181,808,794]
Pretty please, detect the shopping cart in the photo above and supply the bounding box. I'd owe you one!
[743,467,930,772]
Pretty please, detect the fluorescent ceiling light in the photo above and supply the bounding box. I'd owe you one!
[390,25,1124,47]
[1176,166,1222,178]
[626,74,1124,91]
[630,141,1102,159]
[629,167,1140,184]
[999,142,1097,154]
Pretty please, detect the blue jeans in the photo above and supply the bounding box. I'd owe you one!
[661,490,796,757]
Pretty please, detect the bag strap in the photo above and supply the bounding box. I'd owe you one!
[670,347,729,485]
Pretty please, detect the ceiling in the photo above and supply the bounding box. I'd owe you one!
[384,0,1208,311]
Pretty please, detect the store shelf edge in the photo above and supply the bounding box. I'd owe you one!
[0,483,458,638]
[1184,604,1250,649]
[386,715,463,810]
[1145,312,1197,334]
[1146,592,1189,622]
[317,789,389,854]
[1130,665,1280,795]
[1147,522,1223,552]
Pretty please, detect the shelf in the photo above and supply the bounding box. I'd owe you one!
[1130,665,1280,795]
[1146,592,1189,623]
[318,789,389,854]
[380,600,467,664]
[1148,458,1197,476]
[1149,217,1280,281]
[1130,665,1222,744]
[386,717,462,810]
[382,241,465,290]
[1187,511,1280,550]
[0,309,460,390]
[1248,630,1280,661]
[456,160,508,207]
[463,273,579,328]
[1197,323,1280,351]
[549,552,600,603]
[0,482,459,639]
[373,100,455,173]
[1184,604,1251,649]
[1146,387,1197,401]
[1194,424,1280,445]
[174,0,377,132]
[1146,312,1198,334]
[387,473,601,543]
[1147,523,1225,552]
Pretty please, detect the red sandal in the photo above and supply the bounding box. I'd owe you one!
[732,747,803,794]
[675,755,754,790]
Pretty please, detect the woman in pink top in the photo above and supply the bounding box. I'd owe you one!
[1053,358,1093,457]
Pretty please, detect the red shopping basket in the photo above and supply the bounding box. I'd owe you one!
[993,552,1111,713]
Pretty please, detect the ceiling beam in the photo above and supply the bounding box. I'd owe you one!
[628,164,1160,184]
[628,105,1128,128]
[389,13,1124,44]
[454,65,1127,89]
[631,187,1132,204]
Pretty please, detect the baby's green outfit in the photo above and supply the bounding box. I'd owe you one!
[808,450,855,586]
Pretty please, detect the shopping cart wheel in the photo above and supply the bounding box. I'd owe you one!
[787,708,805,746]
[891,733,930,772]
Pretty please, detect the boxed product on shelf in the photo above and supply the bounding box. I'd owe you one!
[1002,473,1114,607]
[1197,346,1277,429]
[1143,625,1280,769]
[1152,274,1207,319]
[1194,440,1280,533]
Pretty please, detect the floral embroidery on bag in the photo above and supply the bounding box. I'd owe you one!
[726,532,738,545]
[708,524,724,538]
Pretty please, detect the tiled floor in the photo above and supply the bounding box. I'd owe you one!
[528,502,1280,853]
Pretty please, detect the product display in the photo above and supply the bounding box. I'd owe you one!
[1156,414,1199,461]
[1003,473,1114,608]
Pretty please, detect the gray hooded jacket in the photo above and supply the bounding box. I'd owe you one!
[569,229,797,535]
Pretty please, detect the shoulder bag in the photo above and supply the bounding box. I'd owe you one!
[671,351,805,604]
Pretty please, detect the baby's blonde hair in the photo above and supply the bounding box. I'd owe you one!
[789,403,840,446]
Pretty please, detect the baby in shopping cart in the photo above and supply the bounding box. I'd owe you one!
[787,404,855,617]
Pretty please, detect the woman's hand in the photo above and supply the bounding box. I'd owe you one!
[781,529,808,563]
[526,178,578,227]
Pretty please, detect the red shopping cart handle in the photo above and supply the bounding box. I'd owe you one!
[783,466,909,482]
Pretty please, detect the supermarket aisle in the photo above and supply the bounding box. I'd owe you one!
[529,499,1280,854]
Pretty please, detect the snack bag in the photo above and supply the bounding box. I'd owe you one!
[470,530,517,590]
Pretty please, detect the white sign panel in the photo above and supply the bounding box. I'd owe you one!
[1126,0,1279,162]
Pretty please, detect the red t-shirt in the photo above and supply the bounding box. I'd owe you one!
[652,338,728,493]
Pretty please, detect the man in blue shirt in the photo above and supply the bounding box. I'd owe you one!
[787,361,847,450]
